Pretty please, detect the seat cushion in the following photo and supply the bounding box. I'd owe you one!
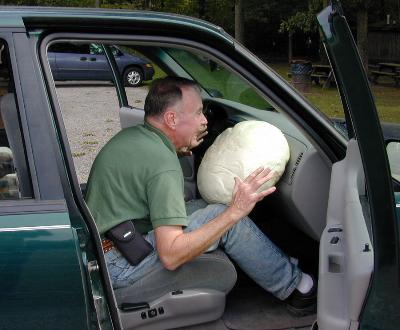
[115,249,237,304]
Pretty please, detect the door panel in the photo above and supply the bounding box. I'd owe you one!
[318,139,373,329]
[0,205,90,329]
[87,53,112,80]
[317,2,400,328]
[56,51,89,80]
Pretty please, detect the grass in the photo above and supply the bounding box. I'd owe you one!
[72,152,86,157]
[268,63,400,124]
[143,59,399,124]
[141,62,167,88]
[83,141,98,145]
[83,132,95,137]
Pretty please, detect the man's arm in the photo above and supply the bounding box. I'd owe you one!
[154,167,276,270]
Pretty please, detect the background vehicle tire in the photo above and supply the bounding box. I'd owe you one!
[123,67,143,87]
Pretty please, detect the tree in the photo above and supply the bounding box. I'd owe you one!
[279,1,320,62]
[279,0,375,68]
[235,0,244,43]
[340,0,374,70]
[356,1,369,69]
[198,0,206,20]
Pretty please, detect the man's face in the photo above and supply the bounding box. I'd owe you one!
[173,86,207,150]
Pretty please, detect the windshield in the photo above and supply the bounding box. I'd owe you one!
[164,48,273,110]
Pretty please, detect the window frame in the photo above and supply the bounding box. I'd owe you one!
[0,36,34,202]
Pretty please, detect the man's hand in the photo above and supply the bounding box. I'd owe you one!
[228,167,276,220]
[155,167,276,271]
[177,126,208,156]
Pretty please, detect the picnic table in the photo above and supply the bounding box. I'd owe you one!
[311,64,335,89]
[370,62,400,85]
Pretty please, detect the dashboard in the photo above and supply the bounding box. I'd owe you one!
[192,99,332,241]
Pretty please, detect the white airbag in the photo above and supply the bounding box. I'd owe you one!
[197,121,290,205]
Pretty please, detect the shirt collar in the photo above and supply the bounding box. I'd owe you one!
[144,121,176,153]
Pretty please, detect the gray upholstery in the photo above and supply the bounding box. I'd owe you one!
[0,93,26,198]
[119,106,145,129]
[117,104,237,329]
[180,154,197,201]
[318,139,373,330]
[115,249,237,304]
[119,289,226,330]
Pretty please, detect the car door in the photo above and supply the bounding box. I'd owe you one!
[0,34,89,328]
[316,2,400,329]
[86,43,114,80]
[50,42,90,80]
[0,31,117,329]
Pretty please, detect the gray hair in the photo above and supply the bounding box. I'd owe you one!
[144,76,201,118]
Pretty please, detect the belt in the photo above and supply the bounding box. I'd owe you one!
[102,238,114,253]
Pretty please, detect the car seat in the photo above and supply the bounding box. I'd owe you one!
[0,93,31,198]
[110,106,238,329]
[115,249,236,330]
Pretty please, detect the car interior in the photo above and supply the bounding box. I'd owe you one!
[43,37,373,330]
[0,41,30,200]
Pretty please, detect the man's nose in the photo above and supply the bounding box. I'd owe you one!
[201,112,208,125]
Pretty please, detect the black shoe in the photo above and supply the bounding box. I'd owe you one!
[286,276,317,317]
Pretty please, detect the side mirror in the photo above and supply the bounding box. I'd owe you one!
[387,141,400,181]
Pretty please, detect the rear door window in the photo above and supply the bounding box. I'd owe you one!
[0,40,32,199]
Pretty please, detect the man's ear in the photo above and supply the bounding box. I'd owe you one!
[163,110,177,130]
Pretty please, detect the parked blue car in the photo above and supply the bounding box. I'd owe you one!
[48,42,154,86]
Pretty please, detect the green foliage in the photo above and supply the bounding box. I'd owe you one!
[1,0,94,6]
[101,0,199,15]
[270,62,400,124]
[203,0,234,34]
[279,0,322,34]
[279,11,317,34]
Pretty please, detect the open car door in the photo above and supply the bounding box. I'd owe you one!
[317,2,400,329]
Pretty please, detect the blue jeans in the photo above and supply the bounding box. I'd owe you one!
[105,199,302,300]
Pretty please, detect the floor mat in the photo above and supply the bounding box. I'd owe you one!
[222,287,316,330]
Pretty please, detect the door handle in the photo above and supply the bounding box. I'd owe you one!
[80,57,87,61]
[89,57,97,61]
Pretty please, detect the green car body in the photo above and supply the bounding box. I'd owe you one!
[0,1,398,329]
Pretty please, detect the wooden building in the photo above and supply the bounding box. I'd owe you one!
[368,21,400,63]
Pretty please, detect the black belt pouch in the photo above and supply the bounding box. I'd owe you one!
[106,220,153,266]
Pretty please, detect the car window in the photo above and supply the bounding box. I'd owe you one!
[387,141,400,182]
[48,42,120,183]
[264,59,347,138]
[89,43,103,55]
[164,48,273,110]
[47,41,157,184]
[369,68,400,182]
[47,41,290,183]
[0,40,33,199]
[48,42,90,54]
[266,51,400,181]
[90,44,120,56]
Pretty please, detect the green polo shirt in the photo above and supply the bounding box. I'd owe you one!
[85,122,187,235]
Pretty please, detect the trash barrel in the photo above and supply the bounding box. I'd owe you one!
[291,60,312,93]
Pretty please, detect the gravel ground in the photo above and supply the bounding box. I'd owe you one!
[56,83,148,183]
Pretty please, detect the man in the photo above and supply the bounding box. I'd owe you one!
[85,76,316,315]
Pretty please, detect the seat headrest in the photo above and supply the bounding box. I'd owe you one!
[119,106,145,129]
